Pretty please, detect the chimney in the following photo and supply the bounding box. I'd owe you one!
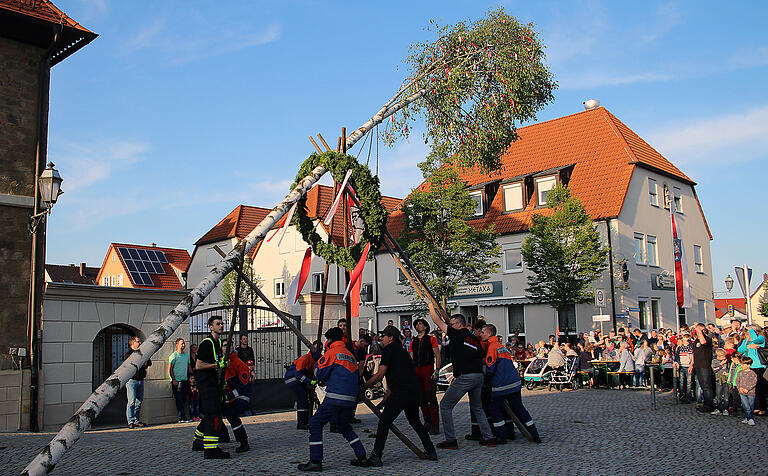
[80,262,86,277]
[150,242,157,247]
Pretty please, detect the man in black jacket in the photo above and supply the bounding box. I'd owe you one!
[362,325,437,466]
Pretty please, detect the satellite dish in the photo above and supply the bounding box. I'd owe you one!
[583,99,600,110]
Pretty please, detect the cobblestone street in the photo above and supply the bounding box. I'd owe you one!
[3,389,766,475]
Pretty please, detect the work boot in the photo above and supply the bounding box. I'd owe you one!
[366,452,383,467]
[464,433,482,441]
[349,455,369,467]
[192,439,203,451]
[436,440,458,449]
[478,438,496,447]
[297,461,323,472]
[235,441,250,453]
[204,448,231,459]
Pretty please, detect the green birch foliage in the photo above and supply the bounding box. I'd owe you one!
[398,167,500,309]
[388,7,556,174]
[521,185,608,310]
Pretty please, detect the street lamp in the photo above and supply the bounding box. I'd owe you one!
[28,162,63,234]
[725,274,734,293]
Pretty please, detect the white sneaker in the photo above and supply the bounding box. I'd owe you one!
[748,419,756,426]
[722,410,729,416]
[710,409,721,415]
[741,418,749,424]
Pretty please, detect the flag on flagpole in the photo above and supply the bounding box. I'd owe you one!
[288,247,313,304]
[670,205,691,309]
[323,169,353,226]
[343,243,371,303]
[267,202,297,246]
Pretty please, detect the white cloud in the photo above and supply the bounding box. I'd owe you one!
[375,141,428,199]
[641,2,685,42]
[127,17,166,51]
[560,71,674,90]
[51,140,148,191]
[731,46,768,69]
[646,105,768,166]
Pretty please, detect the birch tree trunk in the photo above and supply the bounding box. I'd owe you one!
[22,90,424,475]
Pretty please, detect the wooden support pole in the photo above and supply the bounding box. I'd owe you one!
[212,246,427,458]
[225,245,245,350]
[317,133,332,152]
[309,136,323,154]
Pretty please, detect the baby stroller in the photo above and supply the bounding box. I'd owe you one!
[548,355,579,391]
[362,353,386,401]
[523,356,551,390]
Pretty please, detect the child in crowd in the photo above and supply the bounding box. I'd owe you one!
[188,376,201,421]
[711,348,729,415]
[736,357,757,426]
[727,353,742,417]
[662,348,674,391]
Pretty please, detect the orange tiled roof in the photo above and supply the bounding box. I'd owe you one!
[98,243,191,290]
[195,205,273,246]
[714,298,747,319]
[45,263,100,285]
[0,0,92,32]
[387,107,708,240]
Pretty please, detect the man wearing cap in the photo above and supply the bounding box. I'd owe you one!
[362,325,437,466]
[427,303,495,448]
[298,327,367,471]
[409,318,441,434]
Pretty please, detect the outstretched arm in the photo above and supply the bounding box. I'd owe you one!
[365,365,388,388]
[428,302,448,334]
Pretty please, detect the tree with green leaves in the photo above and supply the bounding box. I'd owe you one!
[398,167,500,311]
[758,289,768,318]
[521,185,608,321]
[220,257,261,307]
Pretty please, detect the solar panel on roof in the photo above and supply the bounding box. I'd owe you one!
[134,260,147,272]
[125,260,137,272]
[151,262,165,274]
[156,251,168,263]
[137,249,149,261]
[139,272,153,286]
[128,248,140,260]
[118,247,131,260]
[129,271,142,285]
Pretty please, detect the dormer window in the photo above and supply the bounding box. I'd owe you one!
[502,182,524,212]
[469,190,483,216]
[535,176,557,206]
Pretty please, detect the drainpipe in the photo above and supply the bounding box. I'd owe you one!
[373,252,380,333]
[28,24,62,432]
[605,219,618,333]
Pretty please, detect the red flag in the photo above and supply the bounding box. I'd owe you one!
[267,202,297,246]
[350,278,362,318]
[343,243,370,303]
[288,247,312,304]
[671,210,691,308]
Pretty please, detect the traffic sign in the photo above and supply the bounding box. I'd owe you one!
[615,312,629,318]
[592,314,611,322]
[628,307,641,312]
[594,288,607,308]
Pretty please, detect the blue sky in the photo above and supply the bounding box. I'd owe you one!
[46,0,767,296]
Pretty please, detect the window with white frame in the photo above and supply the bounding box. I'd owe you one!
[693,245,703,273]
[361,283,374,303]
[311,272,323,293]
[503,243,523,273]
[118,274,123,286]
[638,299,648,329]
[651,299,660,329]
[109,275,114,286]
[274,278,286,298]
[469,190,483,216]
[502,182,524,212]
[649,178,659,206]
[535,176,557,206]
[647,235,658,266]
[673,186,683,213]
[634,233,646,264]
[103,276,109,286]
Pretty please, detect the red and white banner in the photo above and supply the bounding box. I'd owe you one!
[288,247,313,304]
[670,207,691,309]
[267,202,297,246]
[324,169,353,226]
[343,242,370,304]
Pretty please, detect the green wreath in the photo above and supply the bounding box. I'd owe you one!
[292,151,388,269]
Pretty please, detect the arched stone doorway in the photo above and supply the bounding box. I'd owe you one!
[91,324,144,427]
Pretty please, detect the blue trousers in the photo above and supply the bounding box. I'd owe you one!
[126,379,144,424]
[288,381,310,425]
[488,391,540,441]
[309,401,365,462]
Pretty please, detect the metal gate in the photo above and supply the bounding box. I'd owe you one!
[189,305,303,409]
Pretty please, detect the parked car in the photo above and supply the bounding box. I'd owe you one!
[436,363,453,391]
